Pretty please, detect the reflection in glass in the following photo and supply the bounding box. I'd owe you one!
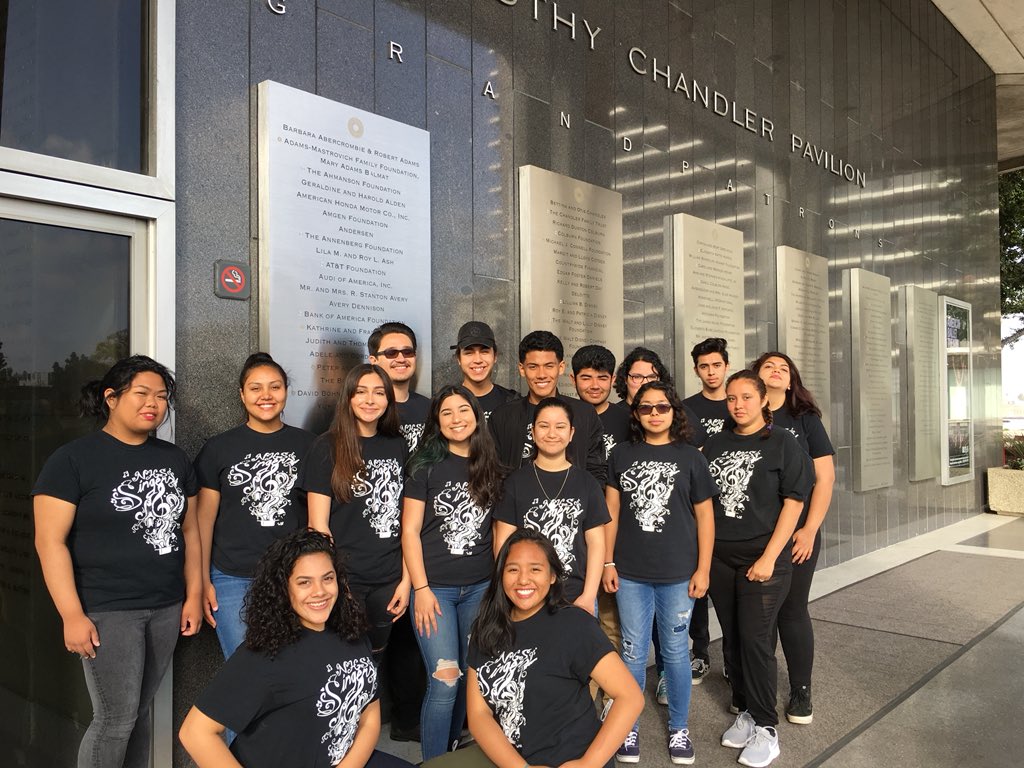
[0,0,148,173]
[0,218,129,767]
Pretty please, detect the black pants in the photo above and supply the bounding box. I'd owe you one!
[351,580,401,660]
[689,595,710,660]
[775,528,820,689]
[710,536,792,728]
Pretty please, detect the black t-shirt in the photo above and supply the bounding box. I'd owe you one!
[702,428,814,541]
[397,392,431,454]
[469,607,613,767]
[597,404,631,460]
[494,464,609,597]
[682,392,729,438]
[475,383,517,420]
[607,441,718,583]
[194,424,316,577]
[196,629,377,768]
[32,430,199,613]
[770,407,835,459]
[300,433,406,586]
[404,454,494,586]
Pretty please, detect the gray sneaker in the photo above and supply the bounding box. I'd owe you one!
[737,726,780,768]
[690,656,710,685]
[721,710,756,748]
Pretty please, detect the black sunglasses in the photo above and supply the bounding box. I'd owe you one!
[378,347,416,359]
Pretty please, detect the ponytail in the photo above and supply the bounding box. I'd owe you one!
[761,402,773,440]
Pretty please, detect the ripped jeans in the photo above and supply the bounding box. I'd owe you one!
[411,580,488,760]
[616,578,695,731]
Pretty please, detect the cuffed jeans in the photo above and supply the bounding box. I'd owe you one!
[78,602,180,768]
[616,577,695,731]
[411,581,488,760]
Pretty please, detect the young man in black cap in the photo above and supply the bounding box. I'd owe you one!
[489,330,606,485]
[451,320,516,418]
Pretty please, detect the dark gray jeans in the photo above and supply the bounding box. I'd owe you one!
[78,602,180,768]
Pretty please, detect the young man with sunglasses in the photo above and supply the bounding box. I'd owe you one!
[489,330,606,485]
[368,321,430,454]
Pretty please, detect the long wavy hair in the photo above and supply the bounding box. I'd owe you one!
[470,529,568,657]
[750,351,821,418]
[329,364,400,502]
[613,346,674,401]
[407,385,504,509]
[726,370,774,440]
[243,529,366,657]
[628,381,692,445]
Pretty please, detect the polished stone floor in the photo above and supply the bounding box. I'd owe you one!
[385,514,1024,768]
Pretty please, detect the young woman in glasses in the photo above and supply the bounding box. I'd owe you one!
[702,370,814,768]
[751,352,835,726]
[302,363,410,663]
[603,381,717,765]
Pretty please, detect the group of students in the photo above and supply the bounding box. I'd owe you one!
[31,319,833,768]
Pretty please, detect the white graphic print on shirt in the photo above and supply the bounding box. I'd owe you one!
[619,461,680,532]
[523,498,584,574]
[521,422,535,459]
[701,417,725,435]
[434,480,489,555]
[784,427,799,439]
[226,451,300,527]
[477,648,539,747]
[317,657,377,765]
[400,423,425,454]
[351,458,403,538]
[602,433,616,460]
[708,450,763,519]
[110,468,185,554]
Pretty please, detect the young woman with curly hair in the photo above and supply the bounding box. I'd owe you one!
[302,363,410,661]
[33,355,201,768]
[702,370,814,768]
[401,385,504,760]
[751,352,835,725]
[180,529,413,768]
[603,381,717,765]
[460,529,643,768]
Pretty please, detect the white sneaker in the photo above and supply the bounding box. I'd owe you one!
[737,726,780,768]
[721,710,756,748]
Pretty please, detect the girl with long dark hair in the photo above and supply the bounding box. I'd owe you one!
[194,352,315,659]
[179,529,412,768]
[33,355,202,768]
[603,381,717,765]
[464,529,643,768]
[494,397,609,613]
[702,370,814,768]
[302,364,410,660]
[751,351,835,725]
[401,385,504,760]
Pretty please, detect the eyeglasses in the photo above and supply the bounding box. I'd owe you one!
[627,372,659,384]
[378,347,416,359]
[635,402,673,416]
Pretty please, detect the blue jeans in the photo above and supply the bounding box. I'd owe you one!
[411,581,488,760]
[616,578,695,731]
[79,603,180,768]
[210,565,251,659]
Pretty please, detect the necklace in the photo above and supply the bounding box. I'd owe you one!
[533,461,570,502]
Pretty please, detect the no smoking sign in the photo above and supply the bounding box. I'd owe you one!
[214,260,251,300]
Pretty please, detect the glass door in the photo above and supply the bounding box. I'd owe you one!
[0,200,146,767]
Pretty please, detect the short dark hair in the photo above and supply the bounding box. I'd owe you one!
[690,337,729,366]
[613,347,673,400]
[571,344,616,376]
[533,396,574,427]
[518,330,563,362]
[368,322,416,356]
[238,352,289,389]
[80,355,176,420]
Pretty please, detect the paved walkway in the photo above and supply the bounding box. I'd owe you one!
[381,513,1024,768]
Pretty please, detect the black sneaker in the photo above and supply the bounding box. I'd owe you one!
[786,685,813,724]
[691,656,710,685]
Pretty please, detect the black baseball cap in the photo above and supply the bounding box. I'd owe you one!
[451,321,497,351]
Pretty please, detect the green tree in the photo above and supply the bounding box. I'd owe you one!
[1001,169,1024,345]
